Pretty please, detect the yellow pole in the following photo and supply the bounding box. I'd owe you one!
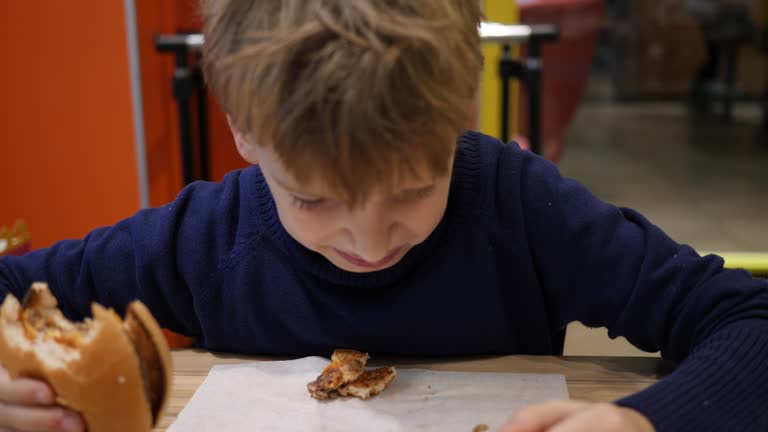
[478,0,520,138]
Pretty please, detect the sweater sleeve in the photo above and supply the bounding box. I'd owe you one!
[515,148,768,430]
[0,169,251,338]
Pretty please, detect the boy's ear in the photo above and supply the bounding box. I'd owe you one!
[226,114,259,165]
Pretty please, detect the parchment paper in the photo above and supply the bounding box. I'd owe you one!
[169,357,568,431]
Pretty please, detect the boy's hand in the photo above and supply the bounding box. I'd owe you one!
[0,365,84,432]
[498,400,654,432]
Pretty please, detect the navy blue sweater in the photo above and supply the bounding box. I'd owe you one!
[2,132,767,430]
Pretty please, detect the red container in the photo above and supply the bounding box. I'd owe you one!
[0,220,31,257]
[517,0,605,163]
[163,329,196,349]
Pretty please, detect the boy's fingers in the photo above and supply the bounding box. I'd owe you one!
[548,404,647,432]
[548,404,623,432]
[498,400,588,432]
[0,404,85,432]
[546,411,599,432]
[0,367,55,406]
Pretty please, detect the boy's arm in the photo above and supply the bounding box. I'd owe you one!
[0,170,249,339]
[516,149,768,430]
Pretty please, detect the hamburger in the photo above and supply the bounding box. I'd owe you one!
[0,282,172,432]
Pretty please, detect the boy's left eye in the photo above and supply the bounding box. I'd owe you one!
[291,196,327,210]
[397,185,436,202]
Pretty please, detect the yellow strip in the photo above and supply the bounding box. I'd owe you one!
[704,252,768,274]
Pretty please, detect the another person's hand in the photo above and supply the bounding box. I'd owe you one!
[498,400,654,432]
[0,365,84,432]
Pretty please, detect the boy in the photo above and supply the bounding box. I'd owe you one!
[1,1,767,431]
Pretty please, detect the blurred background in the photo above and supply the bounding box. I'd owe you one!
[1,0,766,354]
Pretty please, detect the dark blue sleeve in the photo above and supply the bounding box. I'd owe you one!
[0,169,250,339]
[515,148,768,430]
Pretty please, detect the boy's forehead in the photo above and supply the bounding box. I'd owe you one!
[259,145,443,197]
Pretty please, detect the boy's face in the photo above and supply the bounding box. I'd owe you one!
[233,129,452,273]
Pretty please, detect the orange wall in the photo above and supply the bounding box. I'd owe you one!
[136,0,184,207]
[1,1,255,250]
[0,2,140,249]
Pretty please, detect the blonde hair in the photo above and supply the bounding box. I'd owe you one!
[202,0,482,204]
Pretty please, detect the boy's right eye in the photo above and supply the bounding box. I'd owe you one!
[291,196,326,210]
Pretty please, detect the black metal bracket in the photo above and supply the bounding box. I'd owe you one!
[497,24,559,155]
[155,34,210,185]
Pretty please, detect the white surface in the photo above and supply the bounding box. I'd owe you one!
[167,22,534,51]
[169,357,568,432]
[479,22,532,42]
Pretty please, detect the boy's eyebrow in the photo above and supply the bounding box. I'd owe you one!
[268,166,436,199]
[268,173,293,191]
[268,170,329,198]
[396,184,435,195]
[270,173,311,195]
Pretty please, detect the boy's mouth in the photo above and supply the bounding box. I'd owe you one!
[334,246,405,270]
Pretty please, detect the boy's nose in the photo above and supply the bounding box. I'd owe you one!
[352,227,394,263]
[347,208,396,262]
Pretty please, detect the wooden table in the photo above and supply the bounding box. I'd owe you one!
[155,350,670,431]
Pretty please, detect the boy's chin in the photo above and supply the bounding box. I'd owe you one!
[323,248,409,274]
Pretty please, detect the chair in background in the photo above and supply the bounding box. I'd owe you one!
[687,0,767,125]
